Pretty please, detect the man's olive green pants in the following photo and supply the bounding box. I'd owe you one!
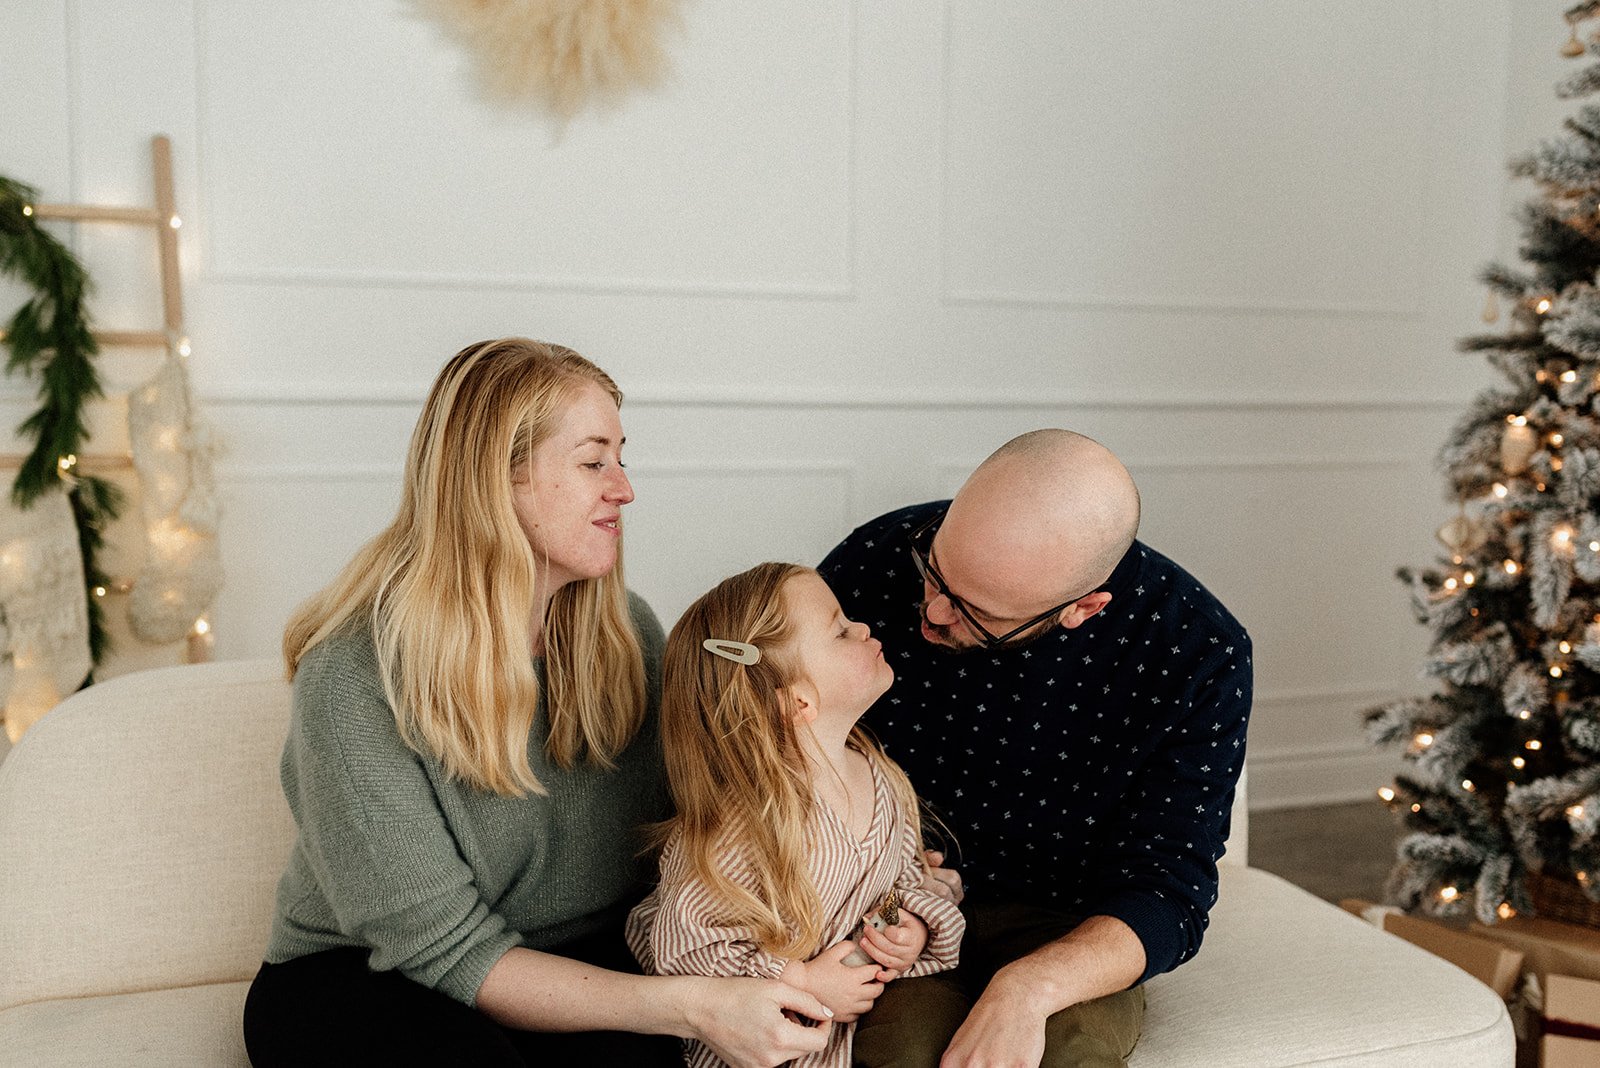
[853,899,1144,1068]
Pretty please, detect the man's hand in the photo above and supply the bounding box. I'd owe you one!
[938,975,1047,1068]
[922,850,964,905]
[682,975,834,1068]
[785,941,885,1022]
[858,908,928,981]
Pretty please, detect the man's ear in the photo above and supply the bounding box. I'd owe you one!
[1059,591,1112,630]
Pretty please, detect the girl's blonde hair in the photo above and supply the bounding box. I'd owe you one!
[283,337,646,796]
[657,562,927,958]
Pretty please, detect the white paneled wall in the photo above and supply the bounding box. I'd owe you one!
[0,0,1558,806]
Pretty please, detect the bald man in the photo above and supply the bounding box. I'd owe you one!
[819,430,1251,1068]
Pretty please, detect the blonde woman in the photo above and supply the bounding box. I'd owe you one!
[242,340,834,1067]
[627,563,965,1068]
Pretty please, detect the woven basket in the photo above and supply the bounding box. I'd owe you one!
[1529,871,1600,929]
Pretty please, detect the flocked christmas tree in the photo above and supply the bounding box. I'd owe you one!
[1366,3,1600,924]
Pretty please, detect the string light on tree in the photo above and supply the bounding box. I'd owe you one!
[127,348,222,659]
[0,141,224,718]
[1362,17,1600,910]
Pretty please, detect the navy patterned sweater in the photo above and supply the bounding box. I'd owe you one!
[819,501,1252,982]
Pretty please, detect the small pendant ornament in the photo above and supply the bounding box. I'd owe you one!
[1565,20,1588,57]
[1437,510,1487,558]
[1482,289,1500,324]
[1502,421,1539,475]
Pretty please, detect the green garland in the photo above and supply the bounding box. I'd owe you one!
[0,175,122,665]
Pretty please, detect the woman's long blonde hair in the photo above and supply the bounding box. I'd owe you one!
[657,562,927,958]
[283,338,646,796]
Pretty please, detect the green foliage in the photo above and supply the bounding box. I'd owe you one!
[1365,41,1600,923]
[0,174,120,666]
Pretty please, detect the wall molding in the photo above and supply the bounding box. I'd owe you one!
[190,1,859,301]
[941,289,1426,321]
[218,459,859,487]
[198,267,856,301]
[1247,683,1418,810]
[220,463,403,483]
[1248,744,1405,812]
[934,0,1433,320]
[1127,456,1414,472]
[187,381,1477,412]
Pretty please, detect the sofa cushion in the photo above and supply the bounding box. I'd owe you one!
[1131,866,1514,1066]
[0,660,293,1011]
[0,982,251,1068]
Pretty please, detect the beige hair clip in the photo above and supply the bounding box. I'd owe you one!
[703,639,760,665]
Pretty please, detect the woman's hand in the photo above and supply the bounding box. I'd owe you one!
[680,975,834,1067]
[785,941,885,1022]
[922,850,964,905]
[858,908,928,981]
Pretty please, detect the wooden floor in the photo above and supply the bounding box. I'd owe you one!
[1249,799,1401,905]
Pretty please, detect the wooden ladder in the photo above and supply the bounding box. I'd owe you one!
[1,134,212,664]
[4,133,187,473]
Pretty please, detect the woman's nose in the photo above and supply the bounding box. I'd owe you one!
[607,468,635,505]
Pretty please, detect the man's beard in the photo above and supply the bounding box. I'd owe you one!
[920,611,981,655]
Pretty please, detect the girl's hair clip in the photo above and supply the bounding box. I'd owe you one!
[703,638,761,665]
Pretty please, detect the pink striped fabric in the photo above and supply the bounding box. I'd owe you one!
[627,752,965,1068]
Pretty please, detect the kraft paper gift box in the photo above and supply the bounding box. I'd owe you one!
[1541,973,1600,1068]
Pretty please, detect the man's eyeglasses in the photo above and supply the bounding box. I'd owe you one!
[908,511,1100,649]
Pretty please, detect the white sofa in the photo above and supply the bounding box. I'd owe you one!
[0,660,1514,1066]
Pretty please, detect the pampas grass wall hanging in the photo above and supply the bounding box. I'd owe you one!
[413,0,683,119]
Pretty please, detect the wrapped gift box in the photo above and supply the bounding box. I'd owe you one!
[1470,913,1600,985]
[1542,973,1600,1068]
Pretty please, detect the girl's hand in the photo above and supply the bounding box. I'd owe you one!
[859,909,928,981]
[786,941,885,1022]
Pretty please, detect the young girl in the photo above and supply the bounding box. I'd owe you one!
[626,562,965,1068]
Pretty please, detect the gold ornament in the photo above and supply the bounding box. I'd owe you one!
[1565,21,1588,57]
[1502,422,1539,474]
[1437,511,1487,557]
[1482,289,1500,323]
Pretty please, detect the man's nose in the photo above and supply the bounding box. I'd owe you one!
[924,590,959,625]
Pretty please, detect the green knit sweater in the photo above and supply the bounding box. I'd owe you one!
[264,593,667,1006]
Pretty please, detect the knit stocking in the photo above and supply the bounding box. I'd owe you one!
[0,488,91,742]
[127,354,223,645]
